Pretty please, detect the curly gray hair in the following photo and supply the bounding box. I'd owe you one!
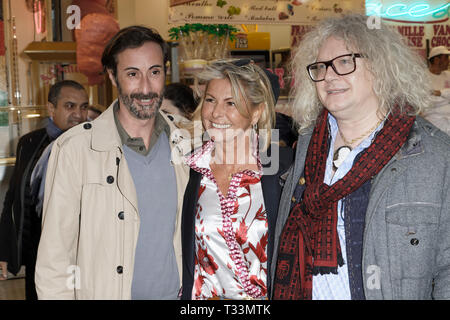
[290,13,431,131]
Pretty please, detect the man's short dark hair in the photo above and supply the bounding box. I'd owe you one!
[163,82,198,117]
[48,80,85,106]
[101,25,169,77]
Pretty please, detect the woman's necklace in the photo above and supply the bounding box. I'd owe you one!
[333,117,383,170]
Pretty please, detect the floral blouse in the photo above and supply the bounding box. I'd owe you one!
[185,141,268,300]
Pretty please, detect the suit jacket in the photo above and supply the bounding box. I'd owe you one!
[181,144,293,299]
[0,128,51,274]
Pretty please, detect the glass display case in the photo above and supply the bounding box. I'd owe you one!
[0,105,48,216]
[0,105,48,159]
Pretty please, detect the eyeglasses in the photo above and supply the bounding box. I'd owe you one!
[307,53,363,82]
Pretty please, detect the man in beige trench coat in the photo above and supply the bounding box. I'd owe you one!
[35,26,190,300]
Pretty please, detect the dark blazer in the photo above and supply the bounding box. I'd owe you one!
[181,144,293,299]
[0,128,51,274]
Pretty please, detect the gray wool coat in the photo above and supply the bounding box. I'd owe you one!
[270,116,450,300]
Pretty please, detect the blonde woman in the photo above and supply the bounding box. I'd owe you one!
[181,60,293,300]
[272,14,450,300]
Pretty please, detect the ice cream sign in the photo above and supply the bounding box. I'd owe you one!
[366,0,449,23]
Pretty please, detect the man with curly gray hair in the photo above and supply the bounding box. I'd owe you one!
[271,14,450,300]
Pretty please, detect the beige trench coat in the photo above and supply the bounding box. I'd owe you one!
[35,101,190,299]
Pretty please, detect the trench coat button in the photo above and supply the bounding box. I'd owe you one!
[107,176,114,184]
[410,238,419,246]
[117,266,123,274]
[139,146,144,152]
[391,168,397,172]
[83,123,92,130]
[299,177,306,185]
[118,211,124,220]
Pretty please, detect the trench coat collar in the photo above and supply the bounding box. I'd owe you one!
[91,100,123,152]
[90,100,172,153]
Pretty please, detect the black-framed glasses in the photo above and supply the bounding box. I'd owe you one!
[307,53,363,82]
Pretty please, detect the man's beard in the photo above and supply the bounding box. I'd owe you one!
[117,84,163,120]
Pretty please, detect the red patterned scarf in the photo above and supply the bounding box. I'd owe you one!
[273,109,415,300]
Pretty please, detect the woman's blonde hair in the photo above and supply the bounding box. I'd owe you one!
[290,13,431,132]
[193,59,276,150]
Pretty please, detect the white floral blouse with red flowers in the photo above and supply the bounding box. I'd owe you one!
[185,141,268,300]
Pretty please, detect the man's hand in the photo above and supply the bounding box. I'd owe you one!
[0,261,7,280]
